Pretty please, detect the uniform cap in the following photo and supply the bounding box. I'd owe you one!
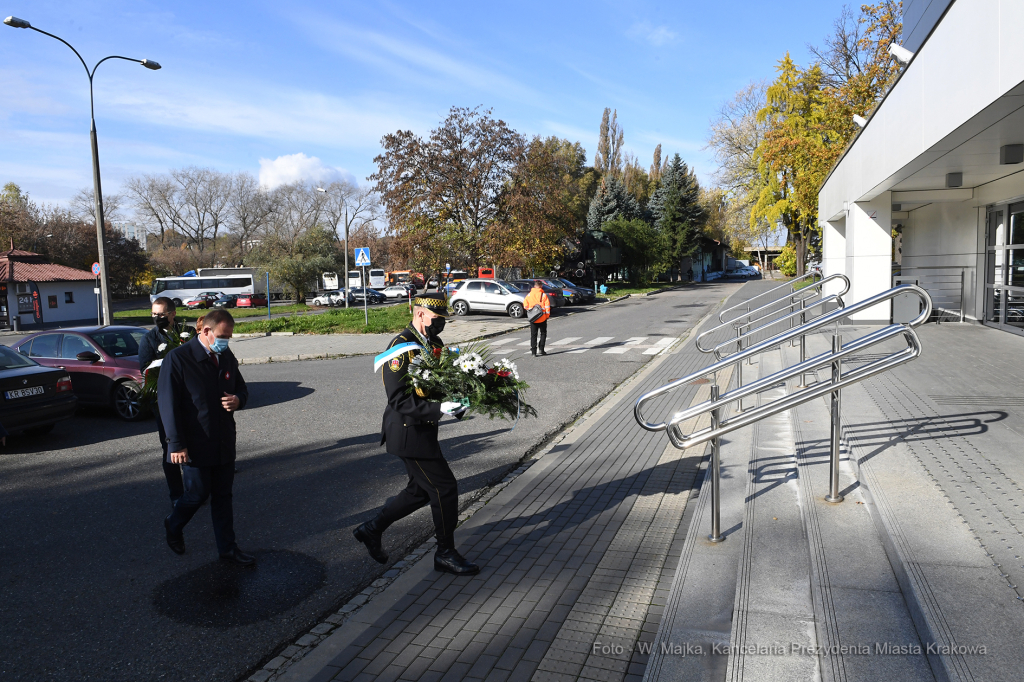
[413,293,449,317]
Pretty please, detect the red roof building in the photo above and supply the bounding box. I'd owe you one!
[2,249,98,329]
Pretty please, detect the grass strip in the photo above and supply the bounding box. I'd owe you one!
[114,304,314,321]
[234,305,413,334]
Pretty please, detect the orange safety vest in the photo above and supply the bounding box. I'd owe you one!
[523,287,551,323]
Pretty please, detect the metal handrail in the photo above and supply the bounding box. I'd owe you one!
[697,273,851,353]
[718,269,823,323]
[636,284,932,432]
[710,294,844,360]
[634,283,932,541]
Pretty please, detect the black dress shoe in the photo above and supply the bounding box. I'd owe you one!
[164,517,185,555]
[434,547,479,575]
[539,349,547,356]
[353,519,388,564]
[219,547,256,566]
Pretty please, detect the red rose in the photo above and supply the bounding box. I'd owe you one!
[487,368,497,375]
[497,370,511,378]
[433,348,442,357]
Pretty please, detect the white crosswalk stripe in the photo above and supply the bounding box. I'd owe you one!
[643,337,677,355]
[550,337,581,346]
[487,337,520,346]
[516,339,533,346]
[604,337,648,354]
[569,337,614,353]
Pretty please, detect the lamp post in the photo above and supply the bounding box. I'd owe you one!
[316,187,350,308]
[4,16,160,325]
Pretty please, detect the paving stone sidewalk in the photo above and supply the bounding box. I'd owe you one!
[262,309,732,682]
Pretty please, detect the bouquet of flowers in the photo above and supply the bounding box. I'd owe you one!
[406,343,537,421]
[140,325,195,405]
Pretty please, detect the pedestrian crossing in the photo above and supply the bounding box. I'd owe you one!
[485,335,679,355]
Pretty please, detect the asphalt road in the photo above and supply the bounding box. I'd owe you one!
[0,282,739,681]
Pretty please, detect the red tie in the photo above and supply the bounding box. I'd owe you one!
[210,352,219,367]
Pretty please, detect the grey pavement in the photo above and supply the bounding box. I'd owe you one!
[271,283,1024,682]
[0,282,739,682]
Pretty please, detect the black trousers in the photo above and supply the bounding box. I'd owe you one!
[166,463,237,555]
[155,410,184,502]
[529,320,547,352]
[379,456,459,548]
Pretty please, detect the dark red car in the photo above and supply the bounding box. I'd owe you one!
[11,326,147,421]
[236,292,267,308]
[184,291,223,309]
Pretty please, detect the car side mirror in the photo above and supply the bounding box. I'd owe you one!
[77,351,101,363]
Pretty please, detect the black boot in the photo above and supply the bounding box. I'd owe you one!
[539,343,547,356]
[353,514,389,564]
[434,542,479,575]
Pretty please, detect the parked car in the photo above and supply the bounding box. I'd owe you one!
[427,277,439,289]
[184,291,223,309]
[538,278,580,304]
[236,292,268,308]
[311,290,349,306]
[382,285,416,299]
[555,278,596,303]
[210,293,239,309]
[449,279,527,318]
[0,344,77,435]
[11,326,147,421]
[443,280,467,296]
[348,287,388,304]
[510,280,566,308]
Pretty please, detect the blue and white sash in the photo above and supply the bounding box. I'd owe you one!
[373,342,423,372]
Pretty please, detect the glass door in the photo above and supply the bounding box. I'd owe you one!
[985,204,1024,333]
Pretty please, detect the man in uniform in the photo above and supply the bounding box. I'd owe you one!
[354,293,479,575]
[138,296,187,507]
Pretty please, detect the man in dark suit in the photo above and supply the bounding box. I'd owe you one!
[139,296,188,507]
[353,293,478,575]
[159,308,254,566]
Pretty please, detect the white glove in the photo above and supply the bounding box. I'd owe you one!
[441,401,468,416]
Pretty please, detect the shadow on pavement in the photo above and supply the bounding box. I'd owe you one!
[244,381,316,408]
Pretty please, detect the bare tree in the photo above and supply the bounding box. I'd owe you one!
[707,80,768,198]
[260,182,328,252]
[70,187,125,223]
[319,180,379,245]
[227,172,275,259]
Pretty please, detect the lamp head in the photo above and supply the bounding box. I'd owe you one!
[141,59,161,70]
[316,187,326,193]
[887,43,914,65]
[4,16,31,28]
[852,114,868,128]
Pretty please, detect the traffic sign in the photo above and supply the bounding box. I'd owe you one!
[445,263,451,272]
[91,262,101,276]
[354,248,371,267]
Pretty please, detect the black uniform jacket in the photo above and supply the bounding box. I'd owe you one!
[380,326,444,460]
[158,337,248,467]
[138,322,191,376]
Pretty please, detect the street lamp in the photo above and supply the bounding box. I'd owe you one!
[317,186,350,308]
[4,16,160,325]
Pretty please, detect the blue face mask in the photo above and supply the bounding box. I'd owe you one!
[210,337,229,354]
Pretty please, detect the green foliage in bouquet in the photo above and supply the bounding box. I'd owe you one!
[405,343,537,421]
[140,325,196,405]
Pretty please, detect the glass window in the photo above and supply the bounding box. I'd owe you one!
[29,334,62,358]
[1010,203,1024,245]
[47,295,58,309]
[484,283,501,295]
[466,282,482,291]
[1007,291,1024,329]
[89,330,141,358]
[153,280,166,294]
[988,211,1005,247]
[65,291,74,304]
[62,334,96,359]
[0,345,36,369]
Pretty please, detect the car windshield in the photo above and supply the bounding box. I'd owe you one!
[89,330,145,358]
[495,280,519,291]
[0,345,37,369]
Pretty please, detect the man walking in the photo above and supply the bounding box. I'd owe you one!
[523,281,551,357]
[159,309,254,566]
[354,293,478,575]
[139,297,187,507]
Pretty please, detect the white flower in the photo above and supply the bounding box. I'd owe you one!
[457,352,484,374]
[157,343,168,352]
[422,370,431,380]
[180,332,190,340]
[145,358,163,371]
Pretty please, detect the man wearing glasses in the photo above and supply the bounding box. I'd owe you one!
[139,297,189,507]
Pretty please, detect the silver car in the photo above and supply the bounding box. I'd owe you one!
[449,279,526,318]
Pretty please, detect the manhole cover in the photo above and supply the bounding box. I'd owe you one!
[688,378,711,385]
[153,550,326,627]
[663,320,684,323]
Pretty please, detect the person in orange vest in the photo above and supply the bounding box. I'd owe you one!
[523,280,551,357]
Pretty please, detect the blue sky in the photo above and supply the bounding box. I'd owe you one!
[1,0,849,207]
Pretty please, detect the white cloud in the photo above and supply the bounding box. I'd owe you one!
[258,153,356,189]
[627,22,677,47]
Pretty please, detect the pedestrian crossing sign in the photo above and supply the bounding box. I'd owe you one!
[354,248,371,267]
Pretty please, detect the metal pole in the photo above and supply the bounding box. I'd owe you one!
[826,334,845,503]
[95,276,100,325]
[960,268,965,323]
[266,272,271,322]
[363,265,368,326]
[90,120,113,325]
[735,325,743,412]
[709,384,724,543]
[344,207,350,308]
[797,298,807,387]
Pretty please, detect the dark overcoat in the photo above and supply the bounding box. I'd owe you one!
[157,337,248,467]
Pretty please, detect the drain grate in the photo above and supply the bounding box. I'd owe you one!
[929,396,1024,407]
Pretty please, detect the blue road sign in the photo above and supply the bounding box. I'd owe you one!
[91,262,101,276]
[354,247,371,267]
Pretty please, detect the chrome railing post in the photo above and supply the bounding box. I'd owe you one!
[797,298,808,387]
[735,325,744,412]
[709,384,724,542]
[960,269,966,323]
[825,334,845,504]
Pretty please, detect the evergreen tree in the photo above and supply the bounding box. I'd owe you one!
[586,176,639,233]
[650,154,707,265]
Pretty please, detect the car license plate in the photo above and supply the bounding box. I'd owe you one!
[5,386,44,399]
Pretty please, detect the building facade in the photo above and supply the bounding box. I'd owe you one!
[2,249,99,329]
[819,0,1024,333]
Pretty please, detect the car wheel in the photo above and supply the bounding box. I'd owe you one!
[453,300,470,316]
[172,298,182,307]
[508,302,525,318]
[113,380,145,421]
[25,423,55,436]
